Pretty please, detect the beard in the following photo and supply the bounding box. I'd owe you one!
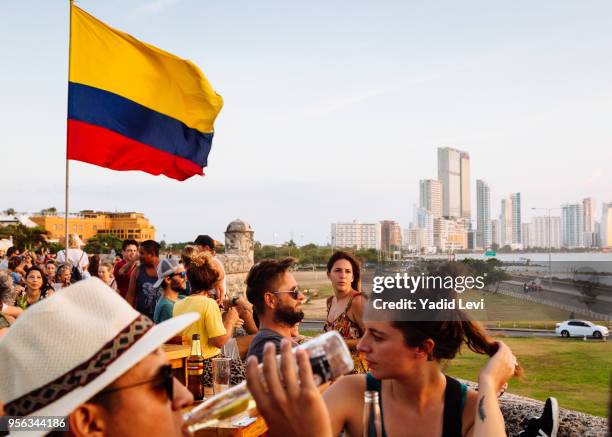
[170,281,186,293]
[273,304,304,326]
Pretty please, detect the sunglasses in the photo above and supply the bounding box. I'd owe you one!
[169,271,186,279]
[271,287,303,300]
[96,364,174,401]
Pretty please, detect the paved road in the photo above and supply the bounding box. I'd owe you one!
[301,320,559,337]
[501,278,612,316]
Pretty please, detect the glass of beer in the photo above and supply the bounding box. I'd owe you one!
[212,357,231,394]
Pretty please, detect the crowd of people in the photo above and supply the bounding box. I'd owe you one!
[0,236,561,436]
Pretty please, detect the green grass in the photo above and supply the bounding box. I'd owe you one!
[445,336,612,417]
[460,289,573,322]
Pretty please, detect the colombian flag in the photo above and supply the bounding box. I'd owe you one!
[67,5,223,181]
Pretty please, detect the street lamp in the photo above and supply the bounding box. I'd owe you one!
[531,207,560,287]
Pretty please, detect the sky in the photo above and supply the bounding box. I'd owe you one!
[1,0,611,244]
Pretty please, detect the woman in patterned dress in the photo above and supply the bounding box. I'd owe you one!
[323,251,368,373]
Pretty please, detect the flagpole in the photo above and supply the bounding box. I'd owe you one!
[65,0,74,252]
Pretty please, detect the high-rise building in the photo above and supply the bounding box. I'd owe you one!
[532,216,561,249]
[511,193,522,245]
[491,219,501,248]
[380,220,402,255]
[601,203,612,248]
[419,179,442,218]
[331,221,381,250]
[500,198,513,246]
[437,147,470,219]
[561,203,584,248]
[583,197,597,247]
[521,223,533,248]
[415,207,434,249]
[476,180,491,249]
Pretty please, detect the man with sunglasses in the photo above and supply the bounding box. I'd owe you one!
[245,257,305,362]
[0,278,198,437]
[153,258,187,324]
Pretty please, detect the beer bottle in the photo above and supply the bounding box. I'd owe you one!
[187,334,205,400]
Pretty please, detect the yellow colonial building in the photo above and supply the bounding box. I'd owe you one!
[31,211,156,243]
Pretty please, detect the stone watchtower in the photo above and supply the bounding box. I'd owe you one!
[217,219,254,298]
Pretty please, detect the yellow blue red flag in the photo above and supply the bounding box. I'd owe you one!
[67,5,223,180]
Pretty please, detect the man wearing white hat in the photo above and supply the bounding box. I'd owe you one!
[0,278,198,437]
[153,258,187,324]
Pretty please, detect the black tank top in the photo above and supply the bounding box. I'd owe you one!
[365,373,468,437]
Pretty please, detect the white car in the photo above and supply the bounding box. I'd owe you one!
[555,320,609,339]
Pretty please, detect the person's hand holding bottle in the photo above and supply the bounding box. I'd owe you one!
[246,339,333,437]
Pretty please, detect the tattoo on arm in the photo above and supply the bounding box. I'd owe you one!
[478,396,486,422]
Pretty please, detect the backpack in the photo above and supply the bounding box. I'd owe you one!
[63,250,86,283]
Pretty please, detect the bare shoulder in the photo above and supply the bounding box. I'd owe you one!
[324,374,366,436]
[462,388,479,435]
[324,374,366,403]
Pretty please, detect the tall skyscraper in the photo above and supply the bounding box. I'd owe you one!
[500,198,513,246]
[437,147,470,219]
[491,219,501,247]
[583,197,597,247]
[331,221,380,250]
[583,197,597,232]
[532,216,561,249]
[419,179,442,218]
[601,203,612,248]
[561,203,584,248]
[476,180,491,249]
[511,193,522,245]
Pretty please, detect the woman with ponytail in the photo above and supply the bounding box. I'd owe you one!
[322,263,521,437]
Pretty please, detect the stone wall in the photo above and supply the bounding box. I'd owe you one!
[460,380,608,436]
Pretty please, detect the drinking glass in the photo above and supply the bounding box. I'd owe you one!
[212,357,231,394]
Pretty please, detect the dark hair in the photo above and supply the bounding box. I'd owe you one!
[246,258,297,316]
[88,254,101,278]
[8,256,22,271]
[139,240,160,256]
[122,239,139,251]
[6,247,18,258]
[326,251,362,292]
[25,266,50,298]
[45,259,57,267]
[186,252,222,293]
[194,235,215,250]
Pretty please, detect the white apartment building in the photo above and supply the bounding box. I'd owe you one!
[531,216,561,249]
[331,221,381,250]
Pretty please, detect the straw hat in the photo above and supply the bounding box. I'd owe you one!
[0,278,198,437]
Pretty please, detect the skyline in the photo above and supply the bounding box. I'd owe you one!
[1,1,612,244]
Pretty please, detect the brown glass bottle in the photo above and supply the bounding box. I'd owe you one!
[187,334,205,400]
